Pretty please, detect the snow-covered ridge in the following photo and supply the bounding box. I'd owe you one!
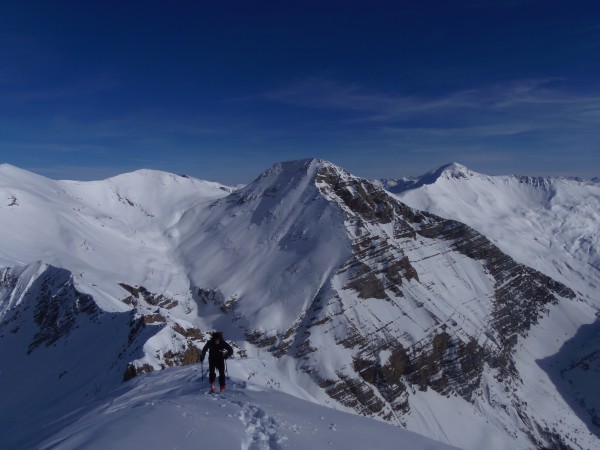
[39,365,460,450]
[0,164,232,309]
[379,162,599,194]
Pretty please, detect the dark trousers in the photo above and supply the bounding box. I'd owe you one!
[208,359,226,386]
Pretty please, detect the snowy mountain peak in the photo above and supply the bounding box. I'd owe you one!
[252,158,340,183]
[377,162,478,193]
[414,162,477,185]
[103,167,199,184]
[227,158,349,208]
[436,162,473,177]
[248,157,323,185]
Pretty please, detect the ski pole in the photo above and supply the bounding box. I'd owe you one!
[201,361,204,382]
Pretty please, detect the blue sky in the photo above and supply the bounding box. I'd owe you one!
[1,1,599,184]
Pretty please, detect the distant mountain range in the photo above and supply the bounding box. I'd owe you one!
[1,160,598,450]
[382,162,600,302]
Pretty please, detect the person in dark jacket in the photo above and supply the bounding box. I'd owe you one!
[201,331,233,392]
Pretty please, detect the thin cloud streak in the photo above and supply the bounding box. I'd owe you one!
[261,77,600,131]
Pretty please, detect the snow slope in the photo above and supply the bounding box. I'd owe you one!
[0,163,231,310]
[176,159,352,334]
[38,365,460,450]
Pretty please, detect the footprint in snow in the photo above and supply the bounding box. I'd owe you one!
[238,404,286,450]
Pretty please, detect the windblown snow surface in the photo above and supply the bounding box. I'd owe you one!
[1,161,599,449]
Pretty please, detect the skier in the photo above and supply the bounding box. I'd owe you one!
[200,331,234,393]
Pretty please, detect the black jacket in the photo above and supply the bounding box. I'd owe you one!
[201,338,233,363]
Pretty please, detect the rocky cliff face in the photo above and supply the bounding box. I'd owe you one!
[0,263,147,365]
[0,263,222,398]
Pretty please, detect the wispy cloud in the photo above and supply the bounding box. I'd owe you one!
[261,77,600,137]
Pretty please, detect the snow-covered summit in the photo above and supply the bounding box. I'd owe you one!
[419,162,475,182]
[229,158,326,201]
[237,158,348,196]
[377,162,477,192]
